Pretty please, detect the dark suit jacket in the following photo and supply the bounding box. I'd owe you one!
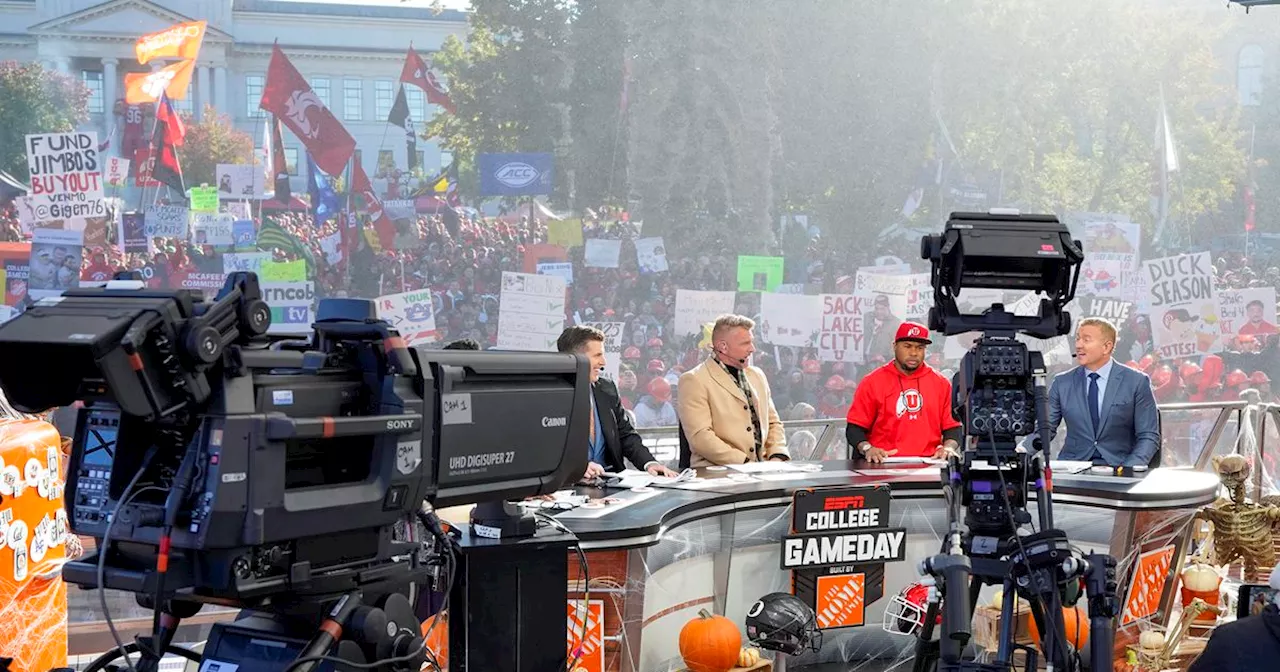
[592,378,660,472]
[1048,361,1160,467]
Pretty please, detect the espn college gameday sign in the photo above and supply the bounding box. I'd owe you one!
[784,485,906,629]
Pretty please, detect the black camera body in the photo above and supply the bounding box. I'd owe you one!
[911,212,1116,672]
[0,273,589,608]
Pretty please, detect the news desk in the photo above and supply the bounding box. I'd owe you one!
[471,460,1219,672]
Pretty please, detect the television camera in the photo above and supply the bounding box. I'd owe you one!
[0,273,589,671]
[909,211,1120,672]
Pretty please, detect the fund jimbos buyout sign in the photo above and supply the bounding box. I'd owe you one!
[25,132,106,222]
[782,485,907,629]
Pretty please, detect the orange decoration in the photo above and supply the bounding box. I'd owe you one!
[420,610,449,669]
[1028,604,1091,651]
[0,419,70,672]
[678,608,742,672]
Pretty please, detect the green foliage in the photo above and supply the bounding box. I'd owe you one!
[0,60,90,181]
[431,0,1247,250]
[177,105,256,189]
[425,0,576,206]
[926,0,1245,249]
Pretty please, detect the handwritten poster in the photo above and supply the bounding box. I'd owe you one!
[25,132,105,222]
[760,292,820,348]
[1216,287,1277,347]
[144,204,189,239]
[1070,213,1140,299]
[1144,252,1220,358]
[674,289,736,338]
[634,237,668,273]
[377,289,441,346]
[579,321,625,382]
[497,271,566,352]
[818,294,863,363]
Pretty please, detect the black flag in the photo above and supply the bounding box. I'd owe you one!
[150,93,186,194]
[387,85,418,171]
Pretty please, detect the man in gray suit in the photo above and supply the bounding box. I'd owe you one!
[1048,317,1161,467]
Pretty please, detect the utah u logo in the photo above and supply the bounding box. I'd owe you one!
[896,389,924,419]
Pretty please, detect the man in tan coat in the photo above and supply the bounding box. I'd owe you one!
[678,315,789,466]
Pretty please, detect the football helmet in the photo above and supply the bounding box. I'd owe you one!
[745,592,823,654]
[882,580,941,636]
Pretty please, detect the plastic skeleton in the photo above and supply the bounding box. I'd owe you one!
[1195,454,1280,580]
[1132,598,1220,672]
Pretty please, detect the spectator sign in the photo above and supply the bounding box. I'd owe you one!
[376,289,441,346]
[498,272,566,352]
[25,132,106,222]
[1144,252,1220,358]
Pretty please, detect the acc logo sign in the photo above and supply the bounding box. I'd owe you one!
[495,162,540,188]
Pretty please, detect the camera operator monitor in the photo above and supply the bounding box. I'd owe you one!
[921,210,1083,339]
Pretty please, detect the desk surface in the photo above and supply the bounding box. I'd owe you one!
[519,461,1220,551]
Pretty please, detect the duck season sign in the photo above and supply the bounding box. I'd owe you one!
[784,485,906,629]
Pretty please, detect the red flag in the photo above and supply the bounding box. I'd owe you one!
[352,162,396,250]
[400,46,455,114]
[259,44,355,175]
[150,93,186,193]
[1245,185,1256,232]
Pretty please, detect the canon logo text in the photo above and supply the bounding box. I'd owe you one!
[541,416,567,428]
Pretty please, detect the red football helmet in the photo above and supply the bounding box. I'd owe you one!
[882,580,941,635]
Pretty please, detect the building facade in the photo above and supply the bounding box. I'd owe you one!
[0,0,468,192]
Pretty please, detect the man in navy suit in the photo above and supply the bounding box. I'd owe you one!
[1048,317,1161,467]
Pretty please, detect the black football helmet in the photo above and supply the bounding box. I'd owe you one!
[744,592,823,654]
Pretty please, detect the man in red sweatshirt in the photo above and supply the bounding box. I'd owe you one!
[846,322,962,462]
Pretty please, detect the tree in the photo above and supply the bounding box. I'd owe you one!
[1249,75,1280,244]
[622,2,785,248]
[924,0,1245,251]
[566,0,629,209]
[177,105,255,188]
[0,61,90,181]
[425,0,577,206]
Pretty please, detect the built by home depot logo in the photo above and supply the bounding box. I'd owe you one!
[786,485,903,629]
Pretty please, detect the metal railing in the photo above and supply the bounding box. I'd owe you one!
[635,399,1280,496]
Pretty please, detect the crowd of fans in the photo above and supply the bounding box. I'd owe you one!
[3,202,1280,429]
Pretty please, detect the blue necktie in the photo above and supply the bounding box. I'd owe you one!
[1088,372,1101,434]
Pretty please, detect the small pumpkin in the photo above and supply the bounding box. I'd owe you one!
[679,608,742,672]
[420,612,448,669]
[1181,563,1220,592]
[1138,630,1166,651]
[737,646,761,667]
[1027,605,1090,650]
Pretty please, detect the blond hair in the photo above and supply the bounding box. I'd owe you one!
[712,314,755,343]
[1078,317,1118,345]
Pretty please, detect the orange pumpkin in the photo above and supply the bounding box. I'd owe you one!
[420,611,449,669]
[1028,604,1090,650]
[678,608,742,672]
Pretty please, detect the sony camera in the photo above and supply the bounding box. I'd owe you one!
[0,273,589,606]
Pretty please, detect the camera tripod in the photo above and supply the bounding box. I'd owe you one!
[909,448,1119,672]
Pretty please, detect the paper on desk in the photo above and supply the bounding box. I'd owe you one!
[727,461,810,474]
[754,472,813,482]
[1049,460,1093,474]
[655,476,757,490]
[880,457,946,466]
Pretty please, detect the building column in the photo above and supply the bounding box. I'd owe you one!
[214,66,228,115]
[196,65,211,120]
[102,58,118,153]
